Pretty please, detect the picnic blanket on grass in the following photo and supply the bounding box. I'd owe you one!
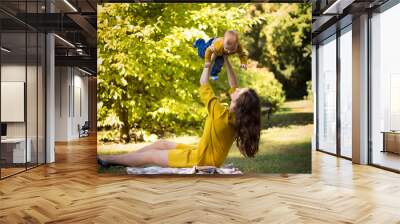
[126,163,243,175]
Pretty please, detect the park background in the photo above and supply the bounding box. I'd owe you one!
[97,3,312,173]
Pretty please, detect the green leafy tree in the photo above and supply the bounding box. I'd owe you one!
[245,3,312,99]
[98,3,259,142]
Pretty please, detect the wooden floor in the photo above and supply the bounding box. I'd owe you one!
[1,167,26,178]
[1,136,400,223]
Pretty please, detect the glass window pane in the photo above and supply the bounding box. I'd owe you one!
[1,30,27,177]
[371,4,400,171]
[317,35,337,154]
[340,26,352,158]
[0,0,46,179]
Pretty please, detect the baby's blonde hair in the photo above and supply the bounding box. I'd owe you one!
[224,30,239,51]
[225,30,239,39]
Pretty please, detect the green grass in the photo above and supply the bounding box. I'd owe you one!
[225,125,312,173]
[98,100,313,174]
[227,100,312,173]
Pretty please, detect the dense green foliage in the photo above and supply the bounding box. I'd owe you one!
[97,3,309,143]
[245,4,312,99]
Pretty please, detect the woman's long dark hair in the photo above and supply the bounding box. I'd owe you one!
[234,89,261,158]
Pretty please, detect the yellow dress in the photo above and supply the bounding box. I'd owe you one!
[168,83,236,167]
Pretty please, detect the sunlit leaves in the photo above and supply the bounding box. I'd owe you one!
[97,3,286,142]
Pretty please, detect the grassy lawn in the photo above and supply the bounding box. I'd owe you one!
[225,100,312,173]
[98,100,313,174]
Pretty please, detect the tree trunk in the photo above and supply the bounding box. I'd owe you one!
[119,88,131,143]
[119,107,131,143]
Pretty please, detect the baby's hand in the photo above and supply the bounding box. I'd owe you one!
[240,64,247,70]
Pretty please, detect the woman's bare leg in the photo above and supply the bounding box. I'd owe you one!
[98,140,177,167]
[99,149,169,167]
[135,140,177,153]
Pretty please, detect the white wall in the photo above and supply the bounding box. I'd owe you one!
[1,65,41,138]
[55,67,89,141]
[55,66,69,141]
[1,64,26,139]
[72,72,89,138]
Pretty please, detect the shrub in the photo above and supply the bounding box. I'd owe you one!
[235,60,285,113]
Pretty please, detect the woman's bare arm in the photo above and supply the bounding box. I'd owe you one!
[224,56,238,88]
[200,66,211,85]
[200,53,216,85]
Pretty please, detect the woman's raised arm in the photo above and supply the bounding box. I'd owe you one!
[200,53,216,85]
[224,55,238,88]
[200,66,210,85]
